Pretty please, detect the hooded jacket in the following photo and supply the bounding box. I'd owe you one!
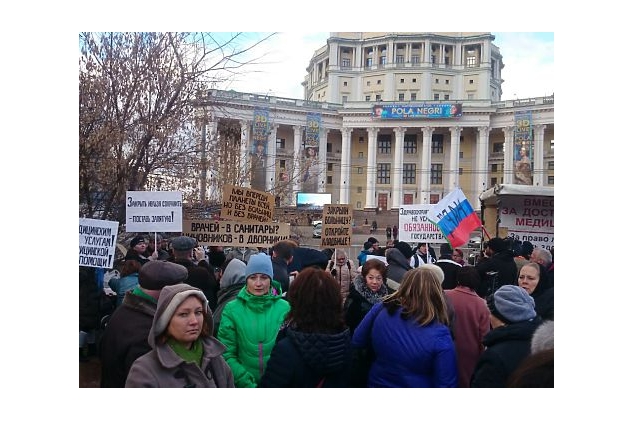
[385,247,411,287]
[125,284,234,388]
[213,259,247,336]
[216,279,290,387]
[259,326,352,387]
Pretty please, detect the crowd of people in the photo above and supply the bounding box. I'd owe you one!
[80,233,553,388]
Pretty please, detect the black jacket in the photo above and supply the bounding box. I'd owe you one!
[475,250,518,298]
[259,326,352,387]
[271,256,291,294]
[169,258,219,311]
[470,317,542,387]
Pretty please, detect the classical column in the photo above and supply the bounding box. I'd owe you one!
[340,127,352,204]
[533,124,546,186]
[365,127,379,209]
[420,127,434,204]
[476,126,491,205]
[392,127,405,209]
[449,126,462,190]
[292,125,303,205]
[266,124,279,192]
[240,120,250,188]
[503,126,515,184]
[318,128,329,192]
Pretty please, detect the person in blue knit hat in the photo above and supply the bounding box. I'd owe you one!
[216,253,290,387]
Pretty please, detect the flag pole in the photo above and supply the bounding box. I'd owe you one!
[481,226,492,240]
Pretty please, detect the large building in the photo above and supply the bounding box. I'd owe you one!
[201,32,554,219]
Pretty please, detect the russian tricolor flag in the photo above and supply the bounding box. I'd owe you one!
[427,188,482,248]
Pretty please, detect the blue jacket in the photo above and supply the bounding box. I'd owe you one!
[352,303,457,388]
[109,273,139,307]
[357,249,372,266]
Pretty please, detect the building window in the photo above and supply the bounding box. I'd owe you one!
[342,95,347,103]
[491,177,497,185]
[412,78,417,83]
[377,163,391,184]
[280,160,286,169]
[404,134,417,153]
[365,95,371,101]
[327,163,333,171]
[327,175,332,184]
[435,78,439,84]
[493,142,504,153]
[358,152,364,158]
[357,167,363,174]
[366,58,373,67]
[276,138,285,149]
[367,81,371,86]
[459,168,463,175]
[432,134,444,153]
[431,164,443,185]
[343,81,348,86]
[548,176,554,185]
[430,194,439,204]
[467,56,476,67]
[445,80,449,85]
[491,164,498,172]
[412,55,420,63]
[357,187,362,193]
[459,151,463,159]
[398,93,405,101]
[380,56,387,65]
[400,78,404,83]
[375,94,381,101]
[341,58,350,67]
[445,57,450,65]
[469,79,474,84]
[548,161,554,170]
[444,94,450,100]
[396,55,404,63]
[410,93,417,101]
[403,164,416,184]
[468,94,474,100]
[377,80,381,85]
[378,135,391,154]
[326,143,332,153]
[434,93,440,100]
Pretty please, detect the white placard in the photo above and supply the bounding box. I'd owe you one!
[125,191,183,232]
[79,218,119,269]
[398,204,445,243]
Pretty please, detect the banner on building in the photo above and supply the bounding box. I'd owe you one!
[221,185,275,222]
[79,218,119,269]
[125,191,183,232]
[252,107,269,143]
[182,219,290,248]
[306,113,321,146]
[499,195,554,250]
[373,103,462,119]
[514,111,533,185]
[321,204,352,247]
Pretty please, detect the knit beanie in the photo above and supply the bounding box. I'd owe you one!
[487,285,536,324]
[154,284,208,336]
[245,252,273,280]
[394,241,414,259]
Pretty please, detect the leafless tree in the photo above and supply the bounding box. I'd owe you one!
[79,32,275,223]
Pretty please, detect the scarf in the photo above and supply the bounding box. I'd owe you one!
[353,276,387,304]
[167,337,204,367]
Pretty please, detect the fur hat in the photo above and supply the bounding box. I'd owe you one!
[487,285,536,324]
[154,284,208,336]
[138,260,188,290]
[531,320,554,353]
[171,236,196,251]
[130,235,146,248]
[245,252,273,279]
[394,241,414,259]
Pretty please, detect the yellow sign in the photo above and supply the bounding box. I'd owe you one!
[320,204,353,247]
[221,185,275,222]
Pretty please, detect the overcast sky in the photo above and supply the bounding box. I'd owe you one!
[213,32,554,102]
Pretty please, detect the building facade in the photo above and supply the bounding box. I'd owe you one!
[201,32,554,214]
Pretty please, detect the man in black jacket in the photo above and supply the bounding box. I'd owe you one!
[475,237,518,298]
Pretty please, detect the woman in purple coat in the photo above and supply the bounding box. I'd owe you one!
[351,265,457,387]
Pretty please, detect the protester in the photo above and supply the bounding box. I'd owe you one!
[435,243,462,290]
[470,285,542,388]
[259,268,352,387]
[357,241,374,266]
[99,261,188,387]
[351,265,457,387]
[79,266,100,362]
[410,243,436,267]
[216,253,290,387]
[270,239,298,294]
[475,237,518,298]
[444,266,490,387]
[344,259,389,335]
[125,284,234,387]
[518,262,554,320]
[124,235,157,266]
[392,224,398,241]
[530,247,554,286]
[385,241,414,291]
[452,248,467,266]
[325,249,356,304]
[212,257,247,336]
[109,259,141,307]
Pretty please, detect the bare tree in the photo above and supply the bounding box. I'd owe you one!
[79,32,275,223]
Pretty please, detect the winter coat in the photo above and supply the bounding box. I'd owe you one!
[259,326,352,387]
[475,250,518,298]
[124,249,151,266]
[385,247,411,287]
[357,249,373,267]
[435,257,462,290]
[169,258,219,311]
[99,289,157,387]
[532,287,554,321]
[351,303,458,388]
[470,317,542,388]
[216,280,290,387]
[213,258,247,336]
[109,273,139,307]
[125,284,234,388]
[326,257,356,304]
[344,275,388,335]
[271,256,291,294]
[444,286,490,387]
[79,266,100,332]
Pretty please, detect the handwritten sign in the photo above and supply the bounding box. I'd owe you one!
[221,185,275,222]
[79,218,119,269]
[398,204,445,243]
[320,204,352,247]
[125,191,183,232]
[183,219,290,248]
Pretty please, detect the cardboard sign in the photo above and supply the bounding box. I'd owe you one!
[79,218,119,269]
[221,185,275,222]
[320,204,352,247]
[125,191,183,232]
[182,219,290,248]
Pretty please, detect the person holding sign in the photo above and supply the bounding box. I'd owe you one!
[216,253,290,387]
[124,236,157,266]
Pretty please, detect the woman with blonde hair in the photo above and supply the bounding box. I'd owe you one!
[351,265,457,387]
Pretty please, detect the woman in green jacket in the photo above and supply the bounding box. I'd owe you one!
[217,253,290,387]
